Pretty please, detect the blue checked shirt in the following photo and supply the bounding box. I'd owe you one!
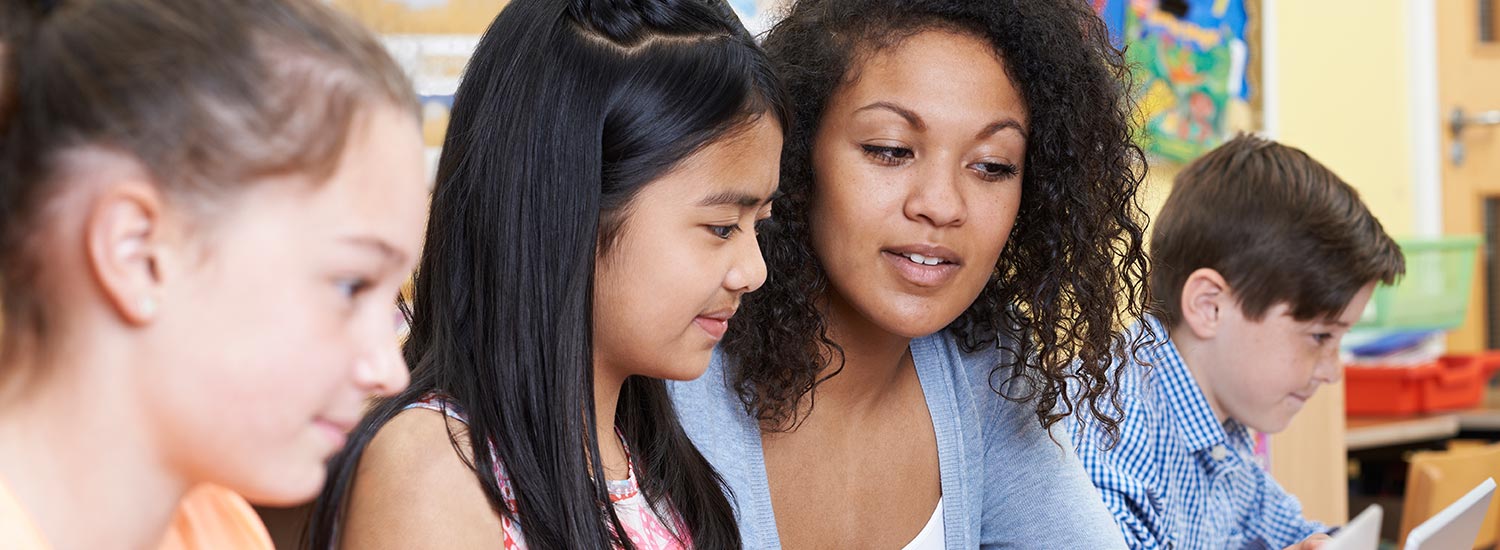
[1068,317,1327,549]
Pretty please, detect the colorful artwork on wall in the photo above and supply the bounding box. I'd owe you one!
[1096,0,1253,163]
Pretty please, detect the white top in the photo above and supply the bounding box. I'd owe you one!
[901,498,945,550]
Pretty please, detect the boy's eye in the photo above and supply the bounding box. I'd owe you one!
[1312,333,1334,345]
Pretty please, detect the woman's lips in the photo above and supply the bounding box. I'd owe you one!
[881,244,962,287]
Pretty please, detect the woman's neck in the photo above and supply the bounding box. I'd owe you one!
[812,292,918,412]
[0,344,187,550]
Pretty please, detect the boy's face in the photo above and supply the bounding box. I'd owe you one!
[1198,283,1375,433]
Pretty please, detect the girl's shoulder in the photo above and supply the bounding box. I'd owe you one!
[404,394,471,424]
[339,398,510,548]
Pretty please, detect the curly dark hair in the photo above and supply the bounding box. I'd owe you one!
[724,0,1152,439]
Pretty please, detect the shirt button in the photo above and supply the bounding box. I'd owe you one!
[1210,445,1229,461]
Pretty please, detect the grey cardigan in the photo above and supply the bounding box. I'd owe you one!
[667,330,1128,549]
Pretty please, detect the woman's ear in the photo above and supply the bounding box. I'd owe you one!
[83,173,169,326]
[1179,267,1230,340]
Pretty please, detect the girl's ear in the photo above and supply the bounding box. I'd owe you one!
[83,165,171,326]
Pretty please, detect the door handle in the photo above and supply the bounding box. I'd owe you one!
[1451,107,1500,166]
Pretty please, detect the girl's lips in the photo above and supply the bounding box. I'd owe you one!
[882,251,962,287]
[694,316,729,340]
[313,418,351,450]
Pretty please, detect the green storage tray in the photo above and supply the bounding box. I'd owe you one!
[1356,235,1482,331]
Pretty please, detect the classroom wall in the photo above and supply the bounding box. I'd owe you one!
[1269,0,1416,237]
[1137,2,1416,236]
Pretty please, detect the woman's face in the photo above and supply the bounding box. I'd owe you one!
[809,29,1028,339]
[144,104,425,505]
[593,116,782,383]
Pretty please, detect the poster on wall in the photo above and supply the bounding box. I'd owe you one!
[1095,0,1253,163]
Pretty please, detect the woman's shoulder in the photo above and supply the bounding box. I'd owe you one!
[918,329,1087,466]
[914,329,1028,415]
[914,329,1007,382]
[666,347,743,420]
[666,346,758,456]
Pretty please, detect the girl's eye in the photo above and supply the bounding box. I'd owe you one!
[709,225,739,240]
[973,162,1019,182]
[1312,333,1334,345]
[862,144,913,165]
[336,278,372,299]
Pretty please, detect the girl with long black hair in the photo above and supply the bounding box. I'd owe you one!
[306,0,787,548]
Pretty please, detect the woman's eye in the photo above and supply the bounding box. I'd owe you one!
[973,162,1019,181]
[862,144,913,165]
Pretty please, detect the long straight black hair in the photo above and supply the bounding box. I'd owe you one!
[304,0,786,548]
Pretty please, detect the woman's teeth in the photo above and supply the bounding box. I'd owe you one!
[902,253,944,266]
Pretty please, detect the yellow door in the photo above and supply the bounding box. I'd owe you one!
[1441,1,1500,352]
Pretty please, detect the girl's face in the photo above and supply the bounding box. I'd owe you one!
[809,29,1027,339]
[143,104,425,505]
[593,116,782,383]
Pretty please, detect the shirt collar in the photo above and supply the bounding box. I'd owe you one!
[1141,316,1232,453]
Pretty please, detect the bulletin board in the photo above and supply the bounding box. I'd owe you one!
[1094,0,1264,164]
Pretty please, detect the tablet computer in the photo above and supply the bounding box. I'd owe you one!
[1405,477,1496,550]
[1324,504,1383,550]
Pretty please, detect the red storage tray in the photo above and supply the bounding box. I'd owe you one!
[1345,353,1500,416]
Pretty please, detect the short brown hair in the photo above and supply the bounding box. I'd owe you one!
[1149,134,1405,327]
[0,0,416,332]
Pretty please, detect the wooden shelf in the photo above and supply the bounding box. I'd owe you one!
[1346,407,1500,451]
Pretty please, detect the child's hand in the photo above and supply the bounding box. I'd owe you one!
[1283,533,1332,550]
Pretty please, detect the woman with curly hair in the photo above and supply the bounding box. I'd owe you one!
[668,0,1150,547]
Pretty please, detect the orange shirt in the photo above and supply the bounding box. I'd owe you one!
[0,480,270,550]
[158,484,274,550]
